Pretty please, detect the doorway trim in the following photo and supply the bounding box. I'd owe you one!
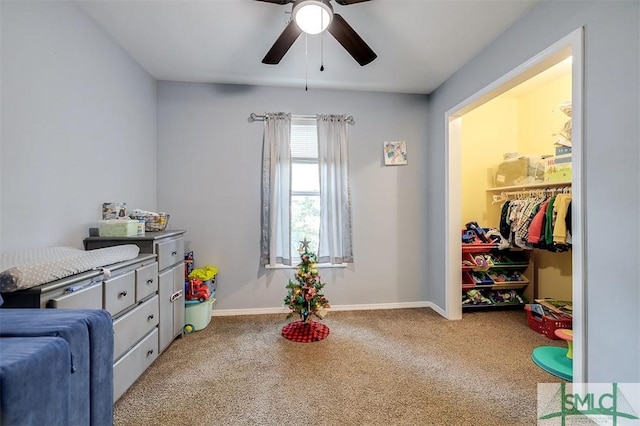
[444,27,585,383]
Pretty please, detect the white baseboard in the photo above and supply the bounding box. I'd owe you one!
[212,301,446,318]
[329,301,432,311]
[212,307,290,317]
[426,302,447,318]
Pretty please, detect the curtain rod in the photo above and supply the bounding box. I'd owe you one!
[248,113,355,125]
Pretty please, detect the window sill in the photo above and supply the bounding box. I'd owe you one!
[265,263,348,270]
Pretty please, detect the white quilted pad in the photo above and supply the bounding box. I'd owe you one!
[0,245,140,292]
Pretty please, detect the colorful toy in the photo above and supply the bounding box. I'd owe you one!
[186,279,211,302]
[188,265,218,281]
[465,221,488,243]
[490,290,523,304]
[461,289,492,305]
[462,230,476,244]
[532,329,574,381]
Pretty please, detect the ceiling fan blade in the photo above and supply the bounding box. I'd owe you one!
[262,20,303,64]
[253,0,293,4]
[327,13,377,66]
[334,0,372,5]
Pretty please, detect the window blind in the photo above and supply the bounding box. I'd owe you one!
[291,117,317,159]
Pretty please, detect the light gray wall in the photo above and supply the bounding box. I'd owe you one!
[0,1,157,250]
[5,0,637,384]
[427,1,640,382]
[157,82,429,310]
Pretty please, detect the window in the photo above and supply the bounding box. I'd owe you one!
[260,112,353,267]
[291,117,320,260]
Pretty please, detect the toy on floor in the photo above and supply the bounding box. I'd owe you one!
[531,328,574,381]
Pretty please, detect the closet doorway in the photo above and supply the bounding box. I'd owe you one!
[444,28,585,382]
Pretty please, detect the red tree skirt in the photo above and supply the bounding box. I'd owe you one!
[281,320,330,343]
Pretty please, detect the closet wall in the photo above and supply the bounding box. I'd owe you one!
[460,98,518,225]
[461,65,572,302]
[517,72,572,301]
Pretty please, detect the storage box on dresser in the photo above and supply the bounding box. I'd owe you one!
[0,254,159,402]
[84,230,186,352]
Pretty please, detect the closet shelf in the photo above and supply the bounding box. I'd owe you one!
[486,181,571,192]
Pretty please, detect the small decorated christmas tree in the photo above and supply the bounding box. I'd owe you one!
[284,238,330,323]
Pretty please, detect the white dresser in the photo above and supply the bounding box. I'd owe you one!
[84,230,186,353]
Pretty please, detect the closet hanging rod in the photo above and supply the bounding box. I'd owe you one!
[248,113,355,125]
[503,186,571,197]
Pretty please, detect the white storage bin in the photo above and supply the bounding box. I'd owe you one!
[184,296,215,333]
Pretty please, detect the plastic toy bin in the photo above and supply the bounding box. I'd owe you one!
[524,305,572,339]
[184,296,216,333]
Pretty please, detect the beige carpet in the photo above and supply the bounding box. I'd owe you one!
[114,308,565,426]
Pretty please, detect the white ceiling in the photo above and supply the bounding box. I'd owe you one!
[75,0,540,95]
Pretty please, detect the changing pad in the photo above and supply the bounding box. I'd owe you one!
[0,245,140,292]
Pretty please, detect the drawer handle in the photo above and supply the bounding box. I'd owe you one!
[118,290,128,297]
[146,349,154,357]
[147,314,154,321]
[170,290,183,302]
[146,279,154,285]
[171,251,177,256]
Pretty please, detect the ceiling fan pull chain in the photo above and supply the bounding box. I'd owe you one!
[320,31,325,72]
[320,9,325,71]
[305,33,308,91]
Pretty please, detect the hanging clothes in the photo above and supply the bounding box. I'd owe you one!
[544,197,556,247]
[499,201,511,240]
[552,193,572,244]
[497,187,571,252]
[527,198,550,244]
[565,201,572,244]
[513,197,540,249]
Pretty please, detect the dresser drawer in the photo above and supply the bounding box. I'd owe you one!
[113,328,158,402]
[49,283,103,310]
[103,271,136,316]
[156,237,184,271]
[113,295,159,361]
[136,262,158,301]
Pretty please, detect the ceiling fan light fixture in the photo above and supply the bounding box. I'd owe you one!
[293,0,333,35]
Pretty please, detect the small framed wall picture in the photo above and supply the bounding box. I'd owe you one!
[383,141,408,166]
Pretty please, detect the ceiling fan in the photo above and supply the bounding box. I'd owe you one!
[255,0,377,66]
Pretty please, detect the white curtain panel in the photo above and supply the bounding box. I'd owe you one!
[317,115,354,264]
[261,113,292,266]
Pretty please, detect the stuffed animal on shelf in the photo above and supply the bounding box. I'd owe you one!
[490,290,524,304]
[462,289,492,305]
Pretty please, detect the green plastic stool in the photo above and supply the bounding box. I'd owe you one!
[532,346,572,381]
